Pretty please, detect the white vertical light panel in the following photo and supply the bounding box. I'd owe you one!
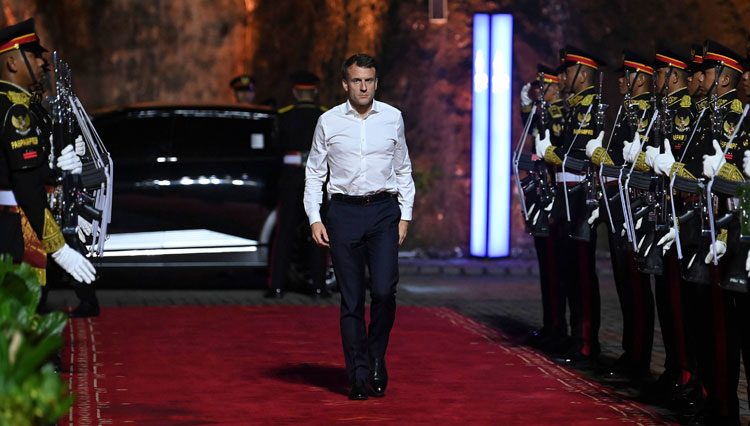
[470,13,490,257]
[488,14,513,257]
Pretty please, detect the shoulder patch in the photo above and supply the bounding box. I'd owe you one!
[680,95,691,108]
[731,98,743,115]
[319,106,328,112]
[581,94,595,106]
[5,90,30,107]
[548,104,563,118]
[637,100,650,111]
[278,104,295,114]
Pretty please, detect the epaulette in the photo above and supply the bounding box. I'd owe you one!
[580,94,595,106]
[0,90,30,107]
[717,163,745,182]
[278,104,295,114]
[548,104,563,118]
[730,98,743,115]
[319,106,328,112]
[680,95,691,108]
[637,100,650,111]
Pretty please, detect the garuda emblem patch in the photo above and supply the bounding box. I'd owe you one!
[724,120,736,139]
[552,123,562,137]
[577,112,591,127]
[637,118,649,134]
[11,114,30,136]
[675,115,690,132]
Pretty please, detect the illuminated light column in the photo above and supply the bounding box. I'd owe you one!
[470,13,490,257]
[470,13,513,258]
[488,14,513,257]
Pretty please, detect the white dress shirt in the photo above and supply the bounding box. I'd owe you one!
[304,99,415,225]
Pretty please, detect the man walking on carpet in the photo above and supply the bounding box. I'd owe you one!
[304,53,415,400]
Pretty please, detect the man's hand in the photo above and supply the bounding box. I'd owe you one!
[74,135,86,156]
[743,150,750,178]
[585,131,604,159]
[521,82,533,108]
[644,146,660,168]
[51,244,96,284]
[657,228,677,255]
[57,144,82,174]
[587,207,599,225]
[398,220,409,245]
[310,222,329,247]
[653,140,676,176]
[704,240,727,264]
[622,132,642,164]
[535,129,551,159]
[702,140,725,178]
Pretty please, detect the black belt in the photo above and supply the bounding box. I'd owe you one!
[331,191,396,205]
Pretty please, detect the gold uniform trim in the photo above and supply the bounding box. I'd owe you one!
[1,90,31,107]
[634,152,651,171]
[669,162,696,179]
[42,209,65,253]
[717,163,745,182]
[548,105,563,119]
[730,99,743,115]
[580,94,595,107]
[544,146,562,166]
[591,147,614,166]
[717,228,728,243]
[680,95,691,108]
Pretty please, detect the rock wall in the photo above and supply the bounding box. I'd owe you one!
[3,0,750,254]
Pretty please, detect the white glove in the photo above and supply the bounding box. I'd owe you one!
[521,82,533,107]
[77,216,92,242]
[544,199,554,211]
[657,228,677,255]
[702,140,726,178]
[74,135,86,156]
[743,150,750,178]
[620,217,643,237]
[746,251,750,277]
[644,146,660,168]
[51,243,96,284]
[587,207,599,225]
[704,240,727,264]
[585,131,605,159]
[653,140,676,176]
[622,132,642,164]
[535,130,551,159]
[56,144,82,174]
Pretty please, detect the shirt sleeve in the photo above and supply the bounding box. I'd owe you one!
[303,115,328,225]
[394,113,415,221]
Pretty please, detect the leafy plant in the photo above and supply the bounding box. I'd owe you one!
[0,256,72,426]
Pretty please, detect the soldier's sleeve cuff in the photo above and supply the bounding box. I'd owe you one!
[717,163,746,182]
[591,147,614,166]
[521,104,532,114]
[718,228,728,243]
[669,162,696,180]
[634,152,651,171]
[42,209,65,253]
[544,146,562,166]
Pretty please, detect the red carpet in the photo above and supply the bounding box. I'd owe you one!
[59,306,673,425]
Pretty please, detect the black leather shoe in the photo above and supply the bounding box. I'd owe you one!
[348,380,368,400]
[69,302,100,318]
[553,350,595,367]
[370,358,387,397]
[264,288,284,299]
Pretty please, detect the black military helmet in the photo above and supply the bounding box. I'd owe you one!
[536,64,560,84]
[653,44,691,71]
[615,49,654,75]
[230,74,255,91]
[561,45,607,70]
[0,18,47,55]
[700,40,744,74]
[290,70,320,88]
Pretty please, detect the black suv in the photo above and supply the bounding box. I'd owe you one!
[94,104,281,270]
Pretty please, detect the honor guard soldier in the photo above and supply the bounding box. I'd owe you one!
[586,49,655,380]
[688,40,747,426]
[0,19,95,291]
[230,74,256,104]
[535,46,604,365]
[267,71,330,298]
[688,45,707,103]
[519,64,568,352]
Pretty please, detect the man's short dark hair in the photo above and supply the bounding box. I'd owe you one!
[342,54,378,81]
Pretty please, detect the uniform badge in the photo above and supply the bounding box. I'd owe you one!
[11,114,31,136]
[577,112,591,127]
[637,118,649,134]
[552,123,562,137]
[675,115,690,132]
[724,120,736,139]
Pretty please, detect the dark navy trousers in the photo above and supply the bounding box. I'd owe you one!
[326,195,400,383]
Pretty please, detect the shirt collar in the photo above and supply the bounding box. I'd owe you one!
[345,99,379,117]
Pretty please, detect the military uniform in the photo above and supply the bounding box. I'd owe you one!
[590,50,655,378]
[268,71,329,298]
[540,47,604,362]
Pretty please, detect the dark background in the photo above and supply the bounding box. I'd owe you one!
[7,0,750,254]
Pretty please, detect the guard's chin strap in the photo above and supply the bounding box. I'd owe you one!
[18,49,43,101]
[626,70,641,98]
[659,68,674,96]
[708,64,724,98]
[567,64,582,96]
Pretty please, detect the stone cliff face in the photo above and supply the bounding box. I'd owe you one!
[4,0,750,253]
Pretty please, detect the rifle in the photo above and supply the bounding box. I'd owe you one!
[49,52,114,257]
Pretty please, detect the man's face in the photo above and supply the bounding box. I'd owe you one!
[688,71,704,97]
[15,50,45,93]
[655,68,668,94]
[741,71,750,97]
[543,83,559,102]
[701,67,716,94]
[342,65,377,109]
[563,66,576,92]
[557,71,566,92]
[234,89,255,104]
[617,73,631,96]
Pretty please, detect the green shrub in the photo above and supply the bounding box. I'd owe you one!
[0,256,72,426]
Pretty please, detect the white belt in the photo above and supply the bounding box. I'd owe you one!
[0,190,17,206]
[283,154,303,166]
[603,177,618,183]
[556,172,585,183]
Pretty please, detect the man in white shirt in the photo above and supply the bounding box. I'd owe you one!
[304,53,415,400]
